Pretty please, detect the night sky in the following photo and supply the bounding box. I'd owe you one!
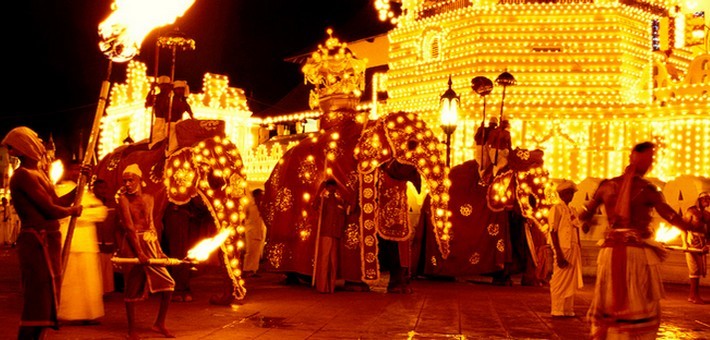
[1,0,391,161]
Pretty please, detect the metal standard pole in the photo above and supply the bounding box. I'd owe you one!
[494,86,507,166]
[479,96,487,166]
[165,45,177,154]
[61,60,113,276]
[149,40,160,144]
[445,132,451,168]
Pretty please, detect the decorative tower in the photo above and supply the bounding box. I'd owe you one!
[302,28,368,130]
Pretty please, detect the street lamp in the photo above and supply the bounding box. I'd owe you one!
[440,76,459,167]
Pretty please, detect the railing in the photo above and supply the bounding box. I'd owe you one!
[417,0,471,20]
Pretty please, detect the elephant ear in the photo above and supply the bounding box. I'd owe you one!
[514,166,555,234]
[380,111,451,259]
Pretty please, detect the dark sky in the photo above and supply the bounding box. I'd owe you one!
[1,0,391,161]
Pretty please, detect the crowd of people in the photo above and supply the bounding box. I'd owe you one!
[1,112,708,340]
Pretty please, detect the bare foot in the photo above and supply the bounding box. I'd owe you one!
[127,330,141,340]
[688,297,706,305]
[151,324,175,338]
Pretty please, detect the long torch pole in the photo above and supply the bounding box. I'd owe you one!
[61,60,113,277]
[149,40,160,145]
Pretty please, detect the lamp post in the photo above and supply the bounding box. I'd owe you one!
[440,76,459,167]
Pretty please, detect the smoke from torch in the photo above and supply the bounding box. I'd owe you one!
[98,0,195,62]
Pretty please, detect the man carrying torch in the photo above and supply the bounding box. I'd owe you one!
[116,164,175,339]
[2,127,84,340]
[579,142,695,339]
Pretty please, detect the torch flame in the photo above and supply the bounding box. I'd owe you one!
[186,229,231,262]
[49,160,64,185]
[98,0,195,62]
[655,222,682,243]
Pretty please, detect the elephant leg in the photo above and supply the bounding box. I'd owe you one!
[378,237,412,294]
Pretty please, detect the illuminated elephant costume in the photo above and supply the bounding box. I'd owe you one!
[260,106,451,286]
[94,123,249,299]
[413,124,554,283]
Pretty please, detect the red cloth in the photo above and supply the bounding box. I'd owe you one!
[174,119,225,150]
[17,229,62,328]
[413,160,511,276]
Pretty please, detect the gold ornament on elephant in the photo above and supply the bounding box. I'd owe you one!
[363,203,374,214]
[363,188,374,199]
[487,223,500,236]
[297,159,317,184]
[469,252,481,265]
[460,203,472,217]
[364,235,376,247]
[276,187,293,212]
[344,223,360,250]
[267,243,285,269]
[496,239,505,252]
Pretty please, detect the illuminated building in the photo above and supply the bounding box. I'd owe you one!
[381,0,709,184]
[100,0,709,193]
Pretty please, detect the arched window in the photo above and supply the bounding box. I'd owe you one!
[422,30,443,62]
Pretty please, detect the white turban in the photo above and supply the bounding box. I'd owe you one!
[2,126,46,162]
[556,179,577,193]
[123,163,142,178]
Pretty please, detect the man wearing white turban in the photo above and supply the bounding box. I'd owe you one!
[2,126,83,339]
[549,179,583,318]
[116,163,175,339]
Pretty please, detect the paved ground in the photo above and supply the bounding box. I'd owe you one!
[1,245,709,339]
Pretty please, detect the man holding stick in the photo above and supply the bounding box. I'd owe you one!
[2,126,83,340]
[116,164,175,339]
[312,178,350,293]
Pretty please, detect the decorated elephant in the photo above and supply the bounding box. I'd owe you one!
[413,123,555,285]
[93,120,249,299]
[260,106,451,287]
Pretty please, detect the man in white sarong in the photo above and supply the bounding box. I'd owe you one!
[549,179,583,317]
[242,188,266,277]
[580,142,694,339]
[58,183,107,324]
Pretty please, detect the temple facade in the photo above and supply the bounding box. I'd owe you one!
[384,0,709,184]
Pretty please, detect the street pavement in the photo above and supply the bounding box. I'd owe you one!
[1,245,709,339]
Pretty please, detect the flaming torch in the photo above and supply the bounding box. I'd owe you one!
[112,229,233,266]
[655,222,705,254]
[62,0,195,277]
